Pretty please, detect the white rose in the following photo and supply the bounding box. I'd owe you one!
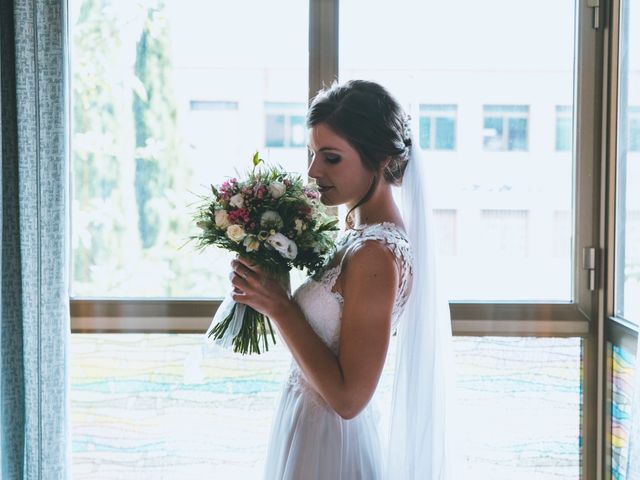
[286,239,298,259]
[266,233,298,260]
[260,210,284,230]
[243,235,260,252]
[229,193,244,208]
[294,218,306,235]
[214,209,230,229]
[268,181,286,199]
[226,224,247,243]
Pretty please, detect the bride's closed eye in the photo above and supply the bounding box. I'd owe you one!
[325,154,341,164]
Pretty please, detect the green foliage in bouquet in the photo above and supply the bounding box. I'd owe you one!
[192,152,339,354]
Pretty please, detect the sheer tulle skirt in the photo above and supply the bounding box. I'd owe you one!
[263,367,384,480]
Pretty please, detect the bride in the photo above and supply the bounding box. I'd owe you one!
[228,80,455,479]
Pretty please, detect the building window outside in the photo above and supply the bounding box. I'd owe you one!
[433,209,457,256]
[483,105,529,151]
[552,210,572,258]
[265,102,307,148]
[555,105,573,152]
[188,100,240,158]
[419,104,457,150]
[480,209,530,257]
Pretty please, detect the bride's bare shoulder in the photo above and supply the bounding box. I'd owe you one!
[340,239,400,299]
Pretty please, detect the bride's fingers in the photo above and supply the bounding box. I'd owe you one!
[229,270,250,291]
[231,289,250,303]
[230,260,254,282]
[234,255,260,274]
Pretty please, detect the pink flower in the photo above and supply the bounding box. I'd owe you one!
[228,208,250,225]
[304,188,319,199]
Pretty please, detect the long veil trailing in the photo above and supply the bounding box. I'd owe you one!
[385,131,458,479]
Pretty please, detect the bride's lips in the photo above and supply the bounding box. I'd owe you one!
[317,185,334,193]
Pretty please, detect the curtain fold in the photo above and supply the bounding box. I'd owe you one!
[1,0,70,479]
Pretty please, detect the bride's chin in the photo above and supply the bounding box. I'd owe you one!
[318,196,336,206]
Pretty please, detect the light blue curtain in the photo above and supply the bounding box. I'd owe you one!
[1,0,70,479]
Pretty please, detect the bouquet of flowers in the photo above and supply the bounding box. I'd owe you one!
[193,152,338,355]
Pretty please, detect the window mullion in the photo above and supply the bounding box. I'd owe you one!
[308,0,339,111]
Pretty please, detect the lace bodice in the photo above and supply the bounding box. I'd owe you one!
[285,222,414,400]
[296,222,413,352]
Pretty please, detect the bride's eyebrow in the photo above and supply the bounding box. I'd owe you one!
[307,146,342,153]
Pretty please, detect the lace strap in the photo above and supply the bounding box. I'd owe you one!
[336,223,413,307]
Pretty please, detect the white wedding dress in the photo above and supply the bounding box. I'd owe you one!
[262,222,414,480]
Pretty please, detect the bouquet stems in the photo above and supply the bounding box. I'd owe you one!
[207,305,278,355]
[207,269,289,355]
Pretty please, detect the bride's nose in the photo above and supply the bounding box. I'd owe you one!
[307,155,321,180]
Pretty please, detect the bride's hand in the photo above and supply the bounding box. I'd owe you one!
[229,255,292,320]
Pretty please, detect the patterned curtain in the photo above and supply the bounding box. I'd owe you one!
[1,0,70,479]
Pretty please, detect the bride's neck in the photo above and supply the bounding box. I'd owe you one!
[350,186,403,228]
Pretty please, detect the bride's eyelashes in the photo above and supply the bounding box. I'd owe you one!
[307,148,341,165]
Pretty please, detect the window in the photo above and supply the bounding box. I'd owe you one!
[615,0,640,325]
[453,337,582,478]
[552,210,572,258]
[556,105,573,151]
[433,209,457,256]
[630,106,640,152]
[340,0,575,303]
[418,104,456,150]
[616,209,640,323]
[69,0,309,298]
[483,105,529,151]
[187,100,240,176]
[70,334,294,477]
[265,102,307,148]
[609,5,640,480]
[480,209,529,257]
[69,0,614,477]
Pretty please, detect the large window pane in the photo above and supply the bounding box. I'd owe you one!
[340,0,576,301]
[615,0,640,324]
[454,337,582,478]
[70,0,309,298]
[71,334,581,478]
[70,334,292,478]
